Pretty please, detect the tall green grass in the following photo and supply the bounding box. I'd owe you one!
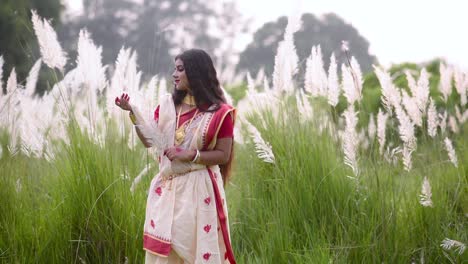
[0,98,466,263]
[230,98,467,263]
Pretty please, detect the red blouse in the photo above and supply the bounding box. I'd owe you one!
[154,105,234,139]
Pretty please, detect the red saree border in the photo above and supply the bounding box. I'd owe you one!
[207,167,237,264]
[143,233,172,257]
[204,104,236,149]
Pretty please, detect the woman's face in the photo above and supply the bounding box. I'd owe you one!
[172,58,190,92]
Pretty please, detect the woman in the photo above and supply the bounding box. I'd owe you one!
[115,49,236,264]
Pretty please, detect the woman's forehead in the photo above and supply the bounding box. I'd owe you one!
[175,58,184,66]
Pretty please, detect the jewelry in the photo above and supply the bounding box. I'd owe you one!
[182,94,196,106]
[191,149,200,163]
[175,106,199,146]
[129,111,137,125]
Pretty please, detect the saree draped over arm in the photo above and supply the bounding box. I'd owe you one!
[143,94,236,264]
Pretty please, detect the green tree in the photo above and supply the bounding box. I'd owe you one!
[237,13,377,79]
[0,0,62,91]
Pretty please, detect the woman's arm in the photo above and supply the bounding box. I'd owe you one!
[164,138,233,165]
[134,121,153,148]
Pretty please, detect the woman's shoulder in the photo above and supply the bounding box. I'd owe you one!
[217,103,234,112]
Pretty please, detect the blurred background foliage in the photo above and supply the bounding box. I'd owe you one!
[0,0,383,95]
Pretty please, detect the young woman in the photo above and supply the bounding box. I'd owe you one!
[115,49,236,264]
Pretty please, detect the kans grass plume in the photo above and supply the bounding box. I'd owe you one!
[394,105,416,171]
[342,106,359,177]
[244,120,275,164]
[441,238,466,255]
[31,10,67,72]
[439,63,453,102]
[377,109,389,155]
[374,66,402,114]
[305,45,327,97]
[0,55,4,91]
[444,137,458,167]
[327,53,340,107]
[419,176,433,207]
[427,99,438,137]
[453,67,467,106]
[272,15,300,94]
[25,59,42,97]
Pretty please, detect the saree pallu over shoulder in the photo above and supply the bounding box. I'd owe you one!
[143,100,236,264]
[204,104,236,150]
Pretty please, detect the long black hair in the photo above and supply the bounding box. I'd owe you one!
[172,49,226,111]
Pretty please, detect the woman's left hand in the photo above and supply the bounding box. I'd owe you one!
[164,147,196,162]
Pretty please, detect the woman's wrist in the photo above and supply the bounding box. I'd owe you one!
[129,111,137,125]
[191,149,200,163]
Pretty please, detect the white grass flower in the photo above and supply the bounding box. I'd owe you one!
[395,105,416,148]
[305,45,327,97]
[438,63,453,102]
[6,68,17,94]
[368,113,376,139]
[394,105,416,171]
[444,137,458,167]
[419,176,433,207]
[416,68,430,113]
[25,59,42,97]
[439,111,448,134]
[441,238,466,255]
[460,109,468,124]
[76,30,107,92]
[246,72,256,95]
[374,66,401,114]
[453,67,467,106]
[233,125,244,145]
[244,121,275,163]
[263,76,270,92]
[405,70,418,98]
[342,64,358,105]
[383,145,401,166]
[350,57,363,99]
[296,91,314,121]
[0,55,4,90]
[448,116,459,134]
[377,109,388,155]
[254,68,265,86]
[427,99,438,137]
[402,143,414,171]
[327,53,339,107]
[401,90,422,127]
[31,10,67,71]
[272,15,300,94]
[342,106,359,176]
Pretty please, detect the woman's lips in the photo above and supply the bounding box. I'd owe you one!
[174,80,180,85]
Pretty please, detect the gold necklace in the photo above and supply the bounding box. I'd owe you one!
[175,106,199,146]
[182,94,196,106]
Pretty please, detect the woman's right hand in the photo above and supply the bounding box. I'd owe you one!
[115,93,132,111]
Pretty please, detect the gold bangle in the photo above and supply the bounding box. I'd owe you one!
[129,111,137,125]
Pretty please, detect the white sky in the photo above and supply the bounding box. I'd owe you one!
[65,0,468,68]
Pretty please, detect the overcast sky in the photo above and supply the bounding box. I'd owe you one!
[66,0,468,69]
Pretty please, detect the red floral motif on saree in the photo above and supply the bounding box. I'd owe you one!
[155,186,162,196]
[203,252,211,261]
[204,197,211,205]
[203,224,211,233]
[150,219,155,229]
